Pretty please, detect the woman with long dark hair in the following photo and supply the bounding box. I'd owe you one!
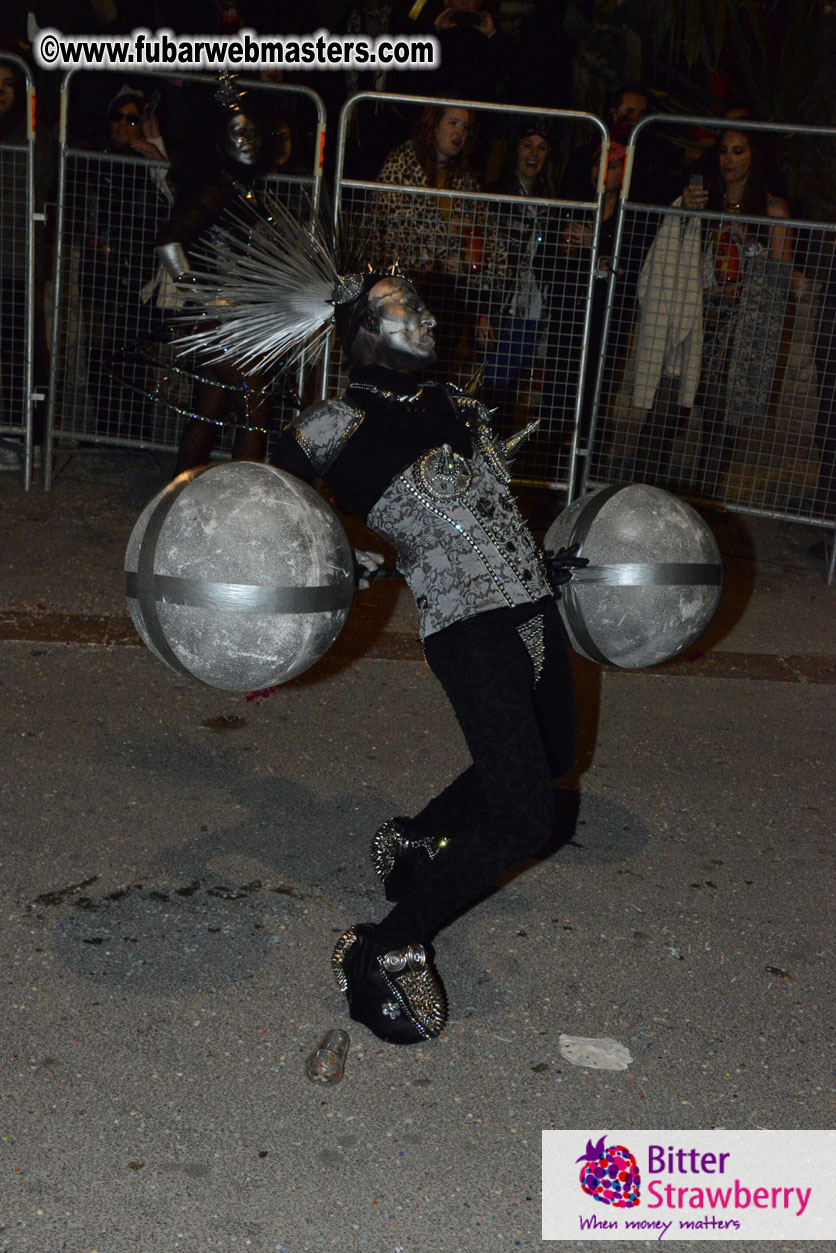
[687,128,792,490]
[633,127,792,492]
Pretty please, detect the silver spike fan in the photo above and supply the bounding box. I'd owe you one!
[175,193,344,375]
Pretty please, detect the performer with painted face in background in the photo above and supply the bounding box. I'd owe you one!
[176,205,583,1046]
[154,76,276,472]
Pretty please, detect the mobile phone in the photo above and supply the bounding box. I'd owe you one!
[450,10,480,23]
[144,89,161,116]
[689,173,704,189]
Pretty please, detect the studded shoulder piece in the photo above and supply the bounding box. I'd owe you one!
[448,391,512,485]
[291,398,366,477]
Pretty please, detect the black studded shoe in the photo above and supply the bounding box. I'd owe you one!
[331,923,447,1046]
[371,817,449,902]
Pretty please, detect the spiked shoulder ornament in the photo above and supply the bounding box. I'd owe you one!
[172,193,402,376]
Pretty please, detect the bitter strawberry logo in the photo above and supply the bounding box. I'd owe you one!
[577,1134,641,1207]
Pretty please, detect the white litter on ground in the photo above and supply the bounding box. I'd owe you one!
[558,1034,633,1071]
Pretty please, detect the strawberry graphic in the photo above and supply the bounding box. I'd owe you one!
[577,1134,641,1207]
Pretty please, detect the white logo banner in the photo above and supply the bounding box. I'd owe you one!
[542,1130,836,1241]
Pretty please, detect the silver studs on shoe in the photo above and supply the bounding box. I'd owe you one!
[371,817,448,902]
[331,924,447,1044]
[380,943,426,974]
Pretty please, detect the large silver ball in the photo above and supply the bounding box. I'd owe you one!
[125,461,354,690]
[544,484,722,669]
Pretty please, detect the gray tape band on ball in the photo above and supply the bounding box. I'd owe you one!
[561,484,721,664]
[125,571,353,613]
[568,482,626,551]
[562,581,609,665]
[571,562,722,587]
[562,484,633,665]
[134,468,207,680]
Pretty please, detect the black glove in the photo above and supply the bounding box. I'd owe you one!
[547,542,588,594]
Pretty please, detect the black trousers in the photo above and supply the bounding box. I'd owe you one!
[377,597,576,945]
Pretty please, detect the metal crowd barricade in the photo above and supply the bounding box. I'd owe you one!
[581,115,836,584]
[330,92,609,492]
[0,54,37,488]
[44,72,325,489]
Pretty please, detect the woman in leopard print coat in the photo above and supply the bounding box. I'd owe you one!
[372,105,508,377]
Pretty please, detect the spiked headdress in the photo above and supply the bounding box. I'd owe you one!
[174,193,407,375]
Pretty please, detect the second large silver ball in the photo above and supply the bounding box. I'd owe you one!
[545,484,722,668]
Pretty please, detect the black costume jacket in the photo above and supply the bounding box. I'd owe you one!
[272,364,552,639]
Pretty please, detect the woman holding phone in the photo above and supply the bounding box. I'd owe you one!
[425,0,513,103]
[683,128,791,490]
[634,127,792,492]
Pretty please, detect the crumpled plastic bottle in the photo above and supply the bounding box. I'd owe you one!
[305,1029,350,1084]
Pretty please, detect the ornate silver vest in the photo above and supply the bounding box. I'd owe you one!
[292,392,551,639]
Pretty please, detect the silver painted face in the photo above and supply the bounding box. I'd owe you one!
[222,111,262,166]
[368,277,437,370]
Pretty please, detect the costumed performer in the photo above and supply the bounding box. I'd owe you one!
[175,202,584,1047]
[154,75,277,473]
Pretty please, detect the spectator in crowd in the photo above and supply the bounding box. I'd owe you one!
[255,70,317,180]
[561,82,648,198]
[686,103,752,185]
[264,109,305,176]
[344,0,410,100]
[415,0,514,105]
[552,141,639,450]
[508,0,574,112]
[0,61,20,135]
[374,104,508,379]
[341,1,414,181]
[0,53,54,426]
[631,127,792,493]
[562,81,677,207]
[0,58,30,424]
[105,87,169,162]
[682,125,792,494]
[809,238,836,553]
[607,81,651,144]
[482,118,559,428]
[77,87,171,429]
[29,0,169,139]
[685,105,789,206]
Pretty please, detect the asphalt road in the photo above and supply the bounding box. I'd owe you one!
[1,449,834,1253]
